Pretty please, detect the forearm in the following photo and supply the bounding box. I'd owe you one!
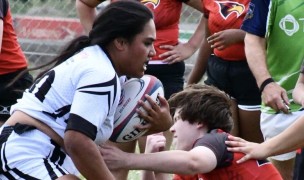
[293,74,304,105]
[232,29,246,43]
[126,150,200,175]
[264,116,304,156]
[187,38,211,84]
[244,33,270,87]
[186,17,206,53]
[186,0,203,12]
[65,131,114,179]
[76,0,101,34]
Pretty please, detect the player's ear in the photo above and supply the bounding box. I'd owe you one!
[114,37,127,51]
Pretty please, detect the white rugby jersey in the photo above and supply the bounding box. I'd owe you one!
[11,45,123,144]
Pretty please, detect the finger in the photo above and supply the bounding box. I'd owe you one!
[227,135,247,143]
[159,45,175,50]
[281,91,289,105]
[135,123,151,130]
[159,51,174,58]
[145,94,160,110]
[276,100,289,114]
[207,33,218,42]
[216,45,225,51]
[236,154,251,164]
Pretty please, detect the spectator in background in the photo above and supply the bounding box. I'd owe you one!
[0,0,33,126]
[0,1,172,179]
[101,84,282,180]
[76,0,205,179]
[187,0,263,144]
[239,0,304,179]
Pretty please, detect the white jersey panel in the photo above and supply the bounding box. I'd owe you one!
[11,45,122,144]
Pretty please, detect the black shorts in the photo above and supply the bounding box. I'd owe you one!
[0,69,33,121]
[145,61,185,99]
[205,55,261,106]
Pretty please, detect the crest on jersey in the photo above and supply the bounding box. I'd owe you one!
[141,0,160,9]
[216,1,245,19]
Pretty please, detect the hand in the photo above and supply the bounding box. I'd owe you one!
[225,135,268,163]
[207,29,244,50]
[145,133,166,153]
[136,95,173,133]
[159,43,196,64]
[262,82,290,113]
[99,144,128,170]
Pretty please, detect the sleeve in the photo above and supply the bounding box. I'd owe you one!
[241,0,270,37]
[193,130,233,168]
[66,69,119,141]
[0,0,8,19]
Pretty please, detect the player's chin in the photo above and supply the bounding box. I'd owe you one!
[129,70,145,78]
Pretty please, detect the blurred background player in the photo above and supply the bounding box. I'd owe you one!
[0,0,33,126]
[240,0,304,179]
[187,0,263,143]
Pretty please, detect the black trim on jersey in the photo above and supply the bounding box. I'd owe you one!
[50,139,66,166]
[43,159,58,180]
[66,113,97,140]
[194,129,233,168]
[77,75,118,114]
[12,168,40,180]
[43,105,71,120]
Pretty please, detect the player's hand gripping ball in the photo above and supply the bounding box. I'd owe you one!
[110,75,164,142]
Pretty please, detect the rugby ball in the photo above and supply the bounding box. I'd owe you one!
[110,75,164,143]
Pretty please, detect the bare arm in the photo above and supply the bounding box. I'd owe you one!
[76,0,104,34]
[160,16,206,64]
[245,33,289,113]
[65,130,115,180]
[185,0,203,12]
[101,145,217,175]
[227,115,304,163]
[292,73,304,106]
[187,17,211,84]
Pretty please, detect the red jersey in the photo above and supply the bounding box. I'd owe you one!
[141,0,186,61]
[173,130,282,180]
[203,0,249,61]
[0,0,27,75]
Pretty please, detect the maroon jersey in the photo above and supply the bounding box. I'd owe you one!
[173,129,282,180]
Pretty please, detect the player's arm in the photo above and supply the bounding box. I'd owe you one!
[227,115,304,163]
[65,130,115,179]
[293,71,304,107]
[101,145,217,175]
[76,0,104,34]
[187,17,212,84]
[159,0,204,64]
[245,33,289,112]
[185,0,203,12]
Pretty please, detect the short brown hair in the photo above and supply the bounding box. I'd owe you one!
[168,84,233,132]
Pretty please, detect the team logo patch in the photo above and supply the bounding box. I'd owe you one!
[141,0,160,9]
[216,1,245,19]
[244,2,255,21]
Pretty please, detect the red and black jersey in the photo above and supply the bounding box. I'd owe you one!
[203,0,249,61]
[141,0,188,61]
[173,129,282,180]
[0,0,27,75]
